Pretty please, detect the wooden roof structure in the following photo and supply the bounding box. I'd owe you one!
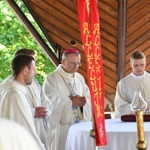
[6,0,150,111]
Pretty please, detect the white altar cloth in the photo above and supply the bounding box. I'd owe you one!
[65,118,150,150]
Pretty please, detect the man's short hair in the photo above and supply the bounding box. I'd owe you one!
[130,51,146,62]
[15,48,35,56]
[11,54,35,77]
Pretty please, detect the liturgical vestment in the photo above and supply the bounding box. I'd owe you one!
[0,80,46,150]
[43,64,92,150]
[115,71,150,118]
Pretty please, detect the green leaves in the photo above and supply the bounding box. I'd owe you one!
[0,1,55,85]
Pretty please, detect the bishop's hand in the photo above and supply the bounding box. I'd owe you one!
[71,95,86,107]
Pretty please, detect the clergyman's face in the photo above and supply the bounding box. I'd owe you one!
[62,53,81,73]
[25,60,36,85]
[130,58,146,76]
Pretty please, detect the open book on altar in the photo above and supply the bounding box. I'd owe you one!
[121,114,150,122]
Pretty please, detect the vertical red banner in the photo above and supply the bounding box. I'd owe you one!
[77,0,107,146]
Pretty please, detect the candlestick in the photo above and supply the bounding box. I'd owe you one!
[135,110,147,150]
[130,90,148,150]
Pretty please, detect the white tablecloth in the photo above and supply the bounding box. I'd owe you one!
[65,118,150,150]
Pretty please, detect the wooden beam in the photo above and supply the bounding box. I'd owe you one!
[6,0,60,66]
[117,0,127,81]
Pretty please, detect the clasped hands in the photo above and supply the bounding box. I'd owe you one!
[71,95,86,107]
[34,106,47,118]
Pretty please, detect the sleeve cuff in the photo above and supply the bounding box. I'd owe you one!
[31,108,35,118]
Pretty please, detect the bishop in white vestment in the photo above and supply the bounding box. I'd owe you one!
[43,48,92,150]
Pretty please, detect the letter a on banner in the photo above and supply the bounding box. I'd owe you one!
[77,0,107,146]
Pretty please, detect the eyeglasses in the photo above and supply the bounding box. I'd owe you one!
[65,60,82,66]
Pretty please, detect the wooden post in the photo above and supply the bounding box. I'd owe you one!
[117,0,127,82]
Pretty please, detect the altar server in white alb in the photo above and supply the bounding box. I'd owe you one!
[0,54,46,150]
[0,49,53,149]
[43,48,92,150]
[114,51,150,118]
[0,118,40,150]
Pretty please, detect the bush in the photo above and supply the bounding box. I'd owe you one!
[0,1,55,85]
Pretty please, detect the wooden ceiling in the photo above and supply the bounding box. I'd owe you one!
[7,0,150,105]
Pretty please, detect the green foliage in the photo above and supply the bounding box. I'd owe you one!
[0,1,55,85]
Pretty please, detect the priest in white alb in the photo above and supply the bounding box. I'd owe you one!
[114,51,150,118]
[0,54,46,150]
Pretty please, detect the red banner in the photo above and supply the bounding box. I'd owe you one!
[77,0,107,146]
